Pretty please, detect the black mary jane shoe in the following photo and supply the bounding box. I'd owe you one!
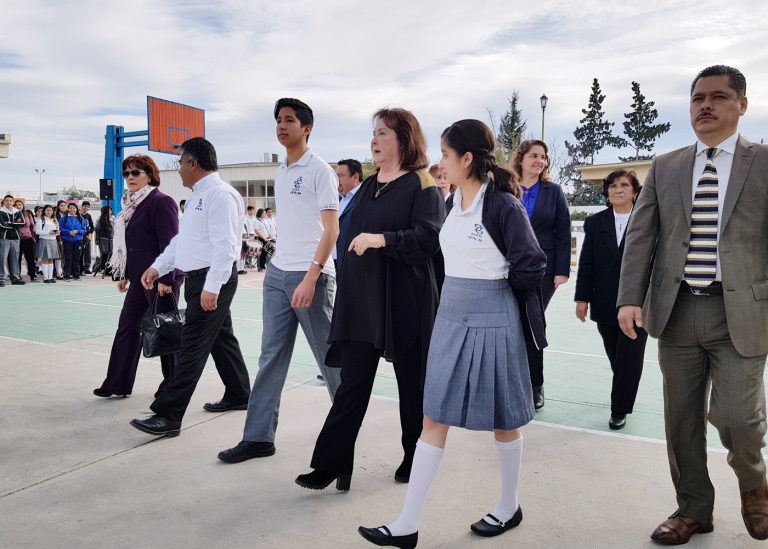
[358,525,418,548]
[470,506,523,537]
[295,469,351,491]
[533,386,545,410]
[93,388,129,398]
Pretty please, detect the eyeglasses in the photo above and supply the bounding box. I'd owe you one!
[122,169,145,178]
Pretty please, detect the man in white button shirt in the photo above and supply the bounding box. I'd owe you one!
[618,66,768,544]
[263,207,277,240]
[218,98,341,463]
[130,137,251,437]
[334,158,363,273]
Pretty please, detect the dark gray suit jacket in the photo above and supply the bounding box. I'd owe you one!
[618,135,768,357]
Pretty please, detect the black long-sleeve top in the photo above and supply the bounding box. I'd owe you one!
[327,170,445,364]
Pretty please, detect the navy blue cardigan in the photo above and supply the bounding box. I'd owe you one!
[446,186,548,349]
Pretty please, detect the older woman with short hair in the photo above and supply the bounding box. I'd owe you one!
[575,169,647,430]
[296,107,445,491]
[94,154,183,398]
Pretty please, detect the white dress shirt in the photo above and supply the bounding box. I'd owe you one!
[614,210,631,245]
[440,183,508,280]
[263,216,277,239]
[691,132,738,280]
[152,172,244,294]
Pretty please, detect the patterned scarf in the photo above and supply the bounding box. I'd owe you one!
[108,185,153,279]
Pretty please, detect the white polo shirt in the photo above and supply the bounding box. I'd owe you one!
[440,183,508,280]
[270,148,339,276]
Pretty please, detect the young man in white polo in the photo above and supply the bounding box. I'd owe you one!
[218,98,341,462]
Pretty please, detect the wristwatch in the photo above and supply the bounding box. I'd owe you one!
[311,260,324,269]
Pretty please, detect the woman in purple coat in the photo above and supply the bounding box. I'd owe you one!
[94,154,184,398]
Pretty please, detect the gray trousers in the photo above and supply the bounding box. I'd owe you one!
[243,265,341,443]
[659,289,767,520]
[0,239,20,281]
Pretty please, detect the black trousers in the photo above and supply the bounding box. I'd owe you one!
[596,323,648,415]
[18,238,36,280]
[150,264,251,422]
[527,274,556,387]
[311,341,423,475]
[80,237,92,271]
[62,240,82,277]
[100,281,180,396]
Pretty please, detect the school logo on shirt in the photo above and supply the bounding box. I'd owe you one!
[290,176,303,195]
[194,198,203,211]
[468,224,484,243]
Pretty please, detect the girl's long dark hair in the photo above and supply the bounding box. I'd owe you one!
[440,119,521,198]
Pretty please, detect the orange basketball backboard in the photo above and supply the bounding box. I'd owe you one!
[147,96,205,154]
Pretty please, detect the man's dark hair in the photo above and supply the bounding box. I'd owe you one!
[274,98,313,126]
[180,199,186,206]
[265,207,273,213]
[247,205,255,211]
[691,65,746,97]
[338,159,364,182]
[179,137,218,171]
[3,194,13,201]
[82,201,90,207]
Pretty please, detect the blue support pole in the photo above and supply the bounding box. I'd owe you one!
[103,125,125,215]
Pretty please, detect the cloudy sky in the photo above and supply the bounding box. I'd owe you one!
[2,0,767,197]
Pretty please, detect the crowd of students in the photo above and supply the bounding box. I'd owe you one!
[0,196,114,285]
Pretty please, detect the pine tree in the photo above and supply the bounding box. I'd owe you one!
[562,140,604,206]
[573,78,626,164]
[496,91,527,157]
[620,81,671,161]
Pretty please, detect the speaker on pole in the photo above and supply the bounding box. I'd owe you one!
[99,178,114,200]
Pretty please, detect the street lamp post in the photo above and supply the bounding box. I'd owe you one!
[540,93,548,141]
[35,168,45,202]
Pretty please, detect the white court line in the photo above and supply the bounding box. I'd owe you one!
[62,296,262,322]
[546,348,659,364]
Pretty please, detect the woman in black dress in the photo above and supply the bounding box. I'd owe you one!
[295,107,444,491]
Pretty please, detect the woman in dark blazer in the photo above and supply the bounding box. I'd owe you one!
[94,154,183,398]
[511,140,571,410]
[574,169,647,430]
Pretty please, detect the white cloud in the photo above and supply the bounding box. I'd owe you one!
[1,0,767,196]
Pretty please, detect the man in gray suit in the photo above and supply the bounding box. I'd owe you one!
[618,65,768,545]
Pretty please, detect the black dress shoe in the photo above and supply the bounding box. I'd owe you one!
[358,525,418,548]
[218,441,275,463]
[11,279,25,285]
[470,507,523,537]
[394,454,414,483]
[609,414,626,430]
[295,469,351,491]
[93,388,129,398]
[203,400,248,412]
[129,415,181,437]
[533,386,545,410]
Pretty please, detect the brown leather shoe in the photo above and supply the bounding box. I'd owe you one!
[650,513,713,545]
[742,480,768,540]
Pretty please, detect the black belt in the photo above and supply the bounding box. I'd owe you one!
[680,281,723,296]
[184,267,210,279]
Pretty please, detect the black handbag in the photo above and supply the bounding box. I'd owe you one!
[140,293,185,358]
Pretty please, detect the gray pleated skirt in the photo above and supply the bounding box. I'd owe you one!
[423,276,534,431]
[36,239,60,259]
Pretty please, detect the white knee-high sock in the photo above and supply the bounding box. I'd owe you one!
[48,263,55,279]
[238,258,245,271]
[384,439,444,536]
[485,437,523,525]
[54,259,62,275]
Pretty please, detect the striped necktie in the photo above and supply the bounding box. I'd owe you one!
[684,147,720,287]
